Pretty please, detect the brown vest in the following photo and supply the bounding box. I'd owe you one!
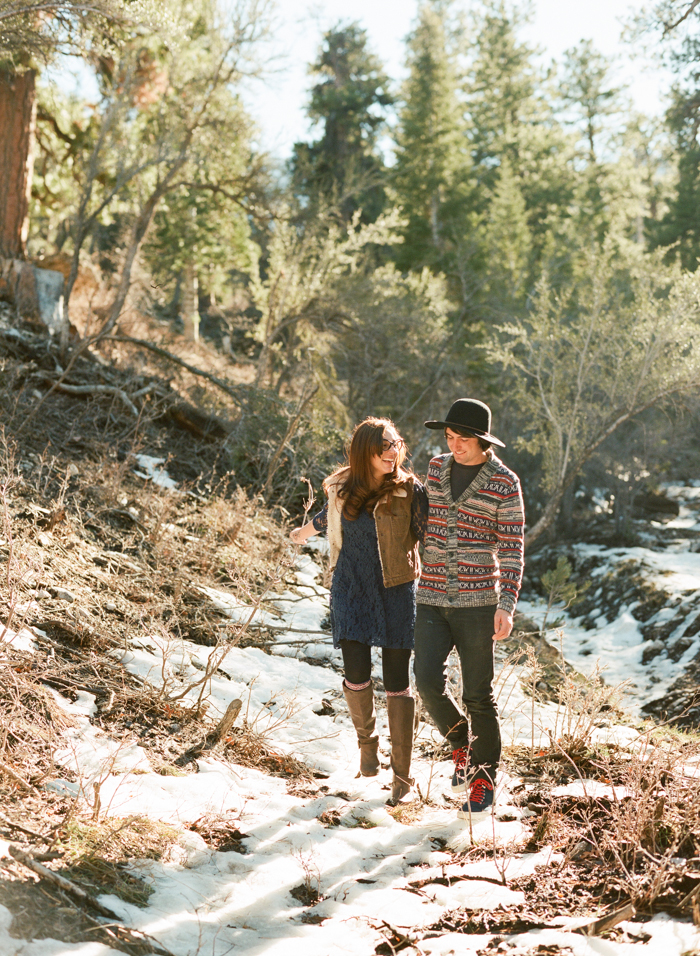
[326,477,420,588]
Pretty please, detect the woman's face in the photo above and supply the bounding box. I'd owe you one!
[370,425,404,480]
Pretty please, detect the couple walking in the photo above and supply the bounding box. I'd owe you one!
[290,399,525,819]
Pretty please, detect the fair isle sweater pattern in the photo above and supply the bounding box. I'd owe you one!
[416,452,525,612]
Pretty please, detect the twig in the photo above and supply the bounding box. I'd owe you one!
[9,844,176,956]
[9,844,121,919]
[0,761,33,791]
[105,335,250,405]
[175,699,243,766]
[40,378,139,416]
[211,698,243,744]
[0,814,48,842]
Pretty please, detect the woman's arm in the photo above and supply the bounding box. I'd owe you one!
[411,480,428,545]
[290,503,328,544]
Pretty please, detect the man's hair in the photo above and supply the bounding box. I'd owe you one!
[445,426,491,452]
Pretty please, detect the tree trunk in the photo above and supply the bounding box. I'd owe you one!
[181,261,200,342]
[0,69,37,259]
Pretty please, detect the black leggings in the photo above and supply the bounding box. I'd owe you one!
[340,639,411,693]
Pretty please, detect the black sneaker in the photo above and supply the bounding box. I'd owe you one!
[457,776,494,820]
[451,747,469,794]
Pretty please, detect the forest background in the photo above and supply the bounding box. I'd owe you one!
[4,0,700,546]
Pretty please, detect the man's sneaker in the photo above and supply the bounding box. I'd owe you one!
[451,747,469,794]
[457,776,494,820]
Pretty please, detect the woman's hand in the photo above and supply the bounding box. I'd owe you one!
[290,523,317,545]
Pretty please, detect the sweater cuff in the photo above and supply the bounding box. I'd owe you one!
[497,597,516,615]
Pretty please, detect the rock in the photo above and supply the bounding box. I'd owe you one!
[633,490,680,518]
[105,601,117,612]
[66,463,79,478]
[33,267,64,334]
[51,587,76,602]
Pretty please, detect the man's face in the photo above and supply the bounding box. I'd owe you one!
[445,428,485,466]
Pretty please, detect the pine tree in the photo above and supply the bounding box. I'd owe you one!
[465,1,574,252]
[289,23,392,222]
[391,1,472,276]
[478,157,531,310]
[559,40,626,164]
[0,1,155,259]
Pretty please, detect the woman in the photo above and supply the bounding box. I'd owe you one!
[290,417,427,805]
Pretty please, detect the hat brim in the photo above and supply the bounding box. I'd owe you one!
[424,420,506,448]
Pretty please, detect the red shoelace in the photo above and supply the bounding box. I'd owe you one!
[469,778,494,804]
[452,748,469,770]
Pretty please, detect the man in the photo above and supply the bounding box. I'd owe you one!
[413,399,524,819]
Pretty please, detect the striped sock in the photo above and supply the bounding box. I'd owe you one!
[386,687,411,697]
[344,679,371,692]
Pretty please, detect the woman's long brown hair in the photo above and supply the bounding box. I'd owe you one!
[324,417,412,520]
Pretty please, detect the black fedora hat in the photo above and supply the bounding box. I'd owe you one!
[424,398,506,448]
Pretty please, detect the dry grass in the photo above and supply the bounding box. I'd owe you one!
[61,816,180,906]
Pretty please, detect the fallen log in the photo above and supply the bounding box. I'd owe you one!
[575,901,635,937]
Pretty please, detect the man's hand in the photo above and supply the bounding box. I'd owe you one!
[493,609,513,641]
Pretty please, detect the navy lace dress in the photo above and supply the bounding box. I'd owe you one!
[312,481,427,649]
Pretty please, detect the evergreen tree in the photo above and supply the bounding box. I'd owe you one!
[289,23,392,222]
[391,1,473,279]
[465,1,575,253]
[559,40,625,164]
[642,3,700,267]
[652,82,700,268]
[0,0,156,259]
[478,157,530,310]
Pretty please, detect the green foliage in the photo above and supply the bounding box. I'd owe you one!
[41,0,269,329]
[223,387,345,506]
[143,79,259,304]
[290,22,391,222]
[391,1,470,276]
[29,81,97,254]
[250,207,405,392]
[559,40,627,163]
[0,0,161,65]
[330,263,450,427]
[485,241,700,540]
[465,0,574,245]
[541,555,584,631]
[644,5,700,268]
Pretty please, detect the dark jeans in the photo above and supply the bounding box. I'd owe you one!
[340,640,411,693]
[413,603,500,774]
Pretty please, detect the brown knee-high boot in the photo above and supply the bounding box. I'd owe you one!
[343,682,379,777]
[387,695,415,805]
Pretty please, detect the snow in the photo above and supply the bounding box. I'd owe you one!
[4,539,700,954]
[519,536,700,712]
[133,454,179,490]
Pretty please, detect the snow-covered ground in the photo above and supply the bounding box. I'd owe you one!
[1,542,699,956]
[521,483,700,715]
[5,476,700,956]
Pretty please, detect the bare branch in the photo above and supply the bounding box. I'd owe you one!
[663,0,700,33]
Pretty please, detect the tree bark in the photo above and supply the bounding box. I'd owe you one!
[0,69,37,259]
[181,260,200,341]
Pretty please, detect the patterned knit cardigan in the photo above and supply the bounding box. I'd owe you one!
[417,451,525,613]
